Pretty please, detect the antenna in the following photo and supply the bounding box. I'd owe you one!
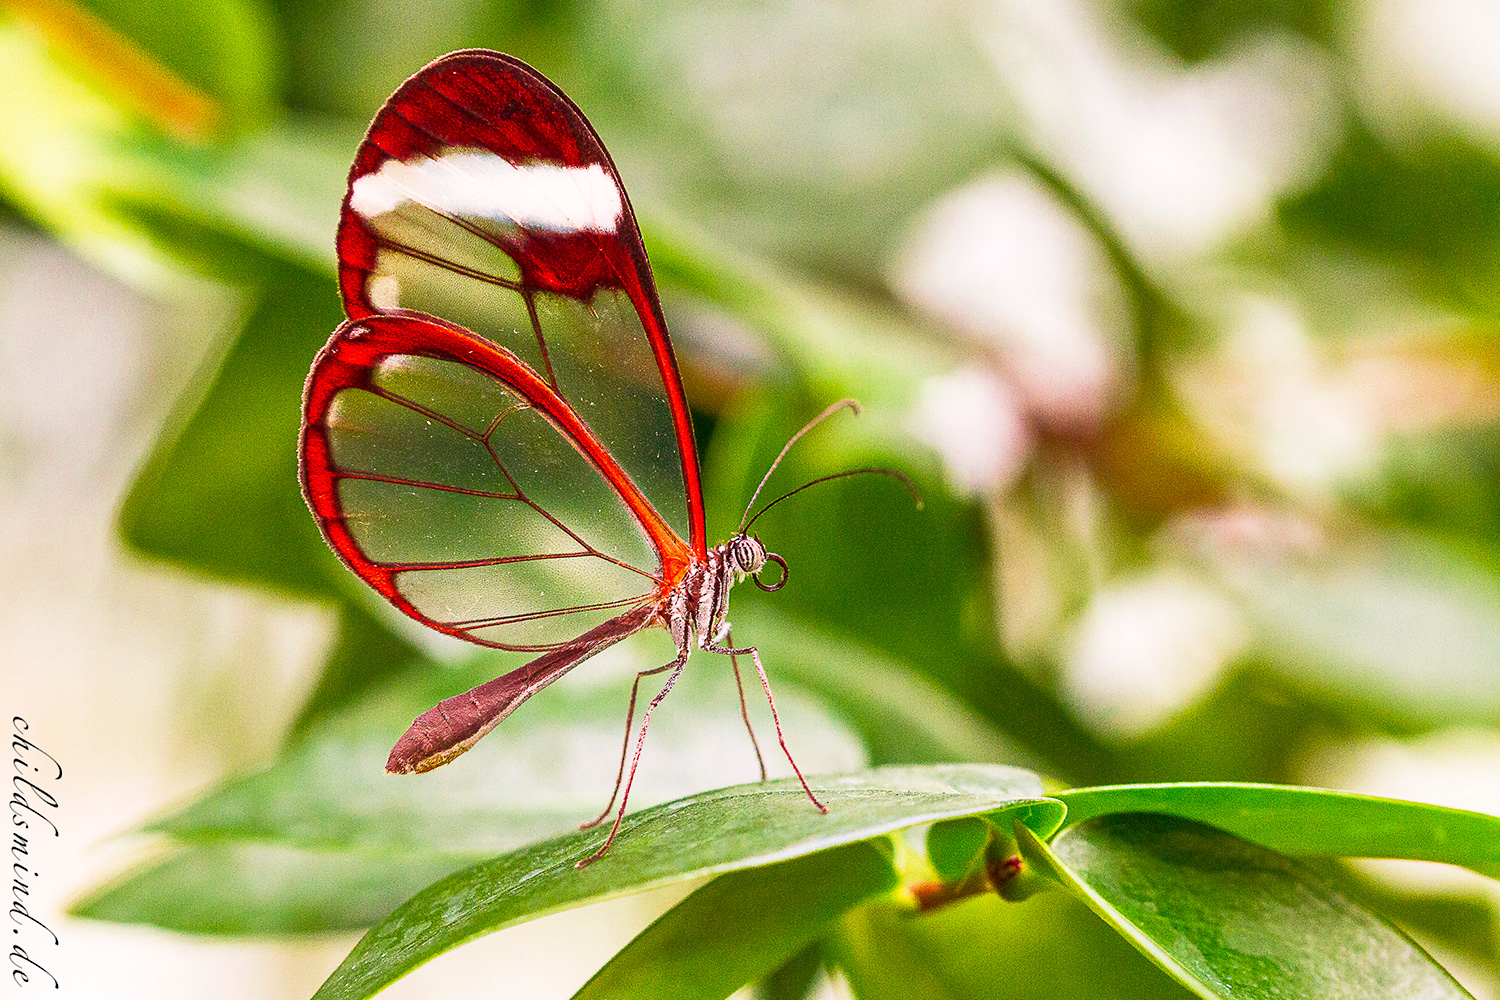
[736,399,923,535]
[743,468,922,533]
[738,399,861,533]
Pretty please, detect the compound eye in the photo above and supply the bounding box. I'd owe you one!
[731,537,760,572]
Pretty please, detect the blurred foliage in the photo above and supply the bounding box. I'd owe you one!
[1282,124,1500,316]
[6,0,1500,996]
[1128,0,1340,58]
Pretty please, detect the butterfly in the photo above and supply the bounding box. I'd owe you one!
[298,50,912,864]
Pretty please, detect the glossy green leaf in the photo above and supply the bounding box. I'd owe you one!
[311,764,1055,1000]
[1021,815,1474,1000]
[573,842,897,1000]
[1329,863,1500,969]
[1056,783,1500,878]
[71,842,475,934]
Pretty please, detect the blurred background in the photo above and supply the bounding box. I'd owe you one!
[4,0,1500,996]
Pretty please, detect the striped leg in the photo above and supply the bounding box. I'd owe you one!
[705,639,826,813]
[577,646,690,867]
[580,660,675,829]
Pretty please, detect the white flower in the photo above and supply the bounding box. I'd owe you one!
[907,367,1030,496]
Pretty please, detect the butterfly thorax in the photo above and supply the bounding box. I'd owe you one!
[660,535,768,651]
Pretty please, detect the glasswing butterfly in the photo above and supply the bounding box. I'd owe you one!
[299,50,912,863]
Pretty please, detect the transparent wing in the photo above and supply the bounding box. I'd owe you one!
[301,313,691,651]
[335,49,706,560]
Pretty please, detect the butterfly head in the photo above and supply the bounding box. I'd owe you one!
[727,533,788,592]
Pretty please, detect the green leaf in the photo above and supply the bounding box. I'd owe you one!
[1194,529,1500,728]
[71,842,475,934]
[1020,815,1474,1000]
[754,941,826,1000]
[1056,783,1500,878]
[572,842,897,1000]
[924,816,991,883]
[311,764,1057,1000]
[1328,864,1500,969]
[828,888,1198,1000]
[83,0,283,126]
[118,256,345,597]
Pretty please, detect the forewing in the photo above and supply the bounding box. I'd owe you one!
[301,313,688,651]
[337,49,706,558]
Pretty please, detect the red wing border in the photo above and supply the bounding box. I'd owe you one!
[300,312,693,650]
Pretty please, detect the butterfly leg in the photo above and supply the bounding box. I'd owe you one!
[726,631,767,782]
[706,639,827,813]
[580,660,675,829]
[577,645,690,867]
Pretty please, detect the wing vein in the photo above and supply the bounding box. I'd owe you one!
[379,550,598,571]
[364,385,490,443]
[372,236,524,292]
[446,594,651,630]
[523,289,559,392]
[329,469,520,500]
[512,494,658,581]
[356,358,660,582]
